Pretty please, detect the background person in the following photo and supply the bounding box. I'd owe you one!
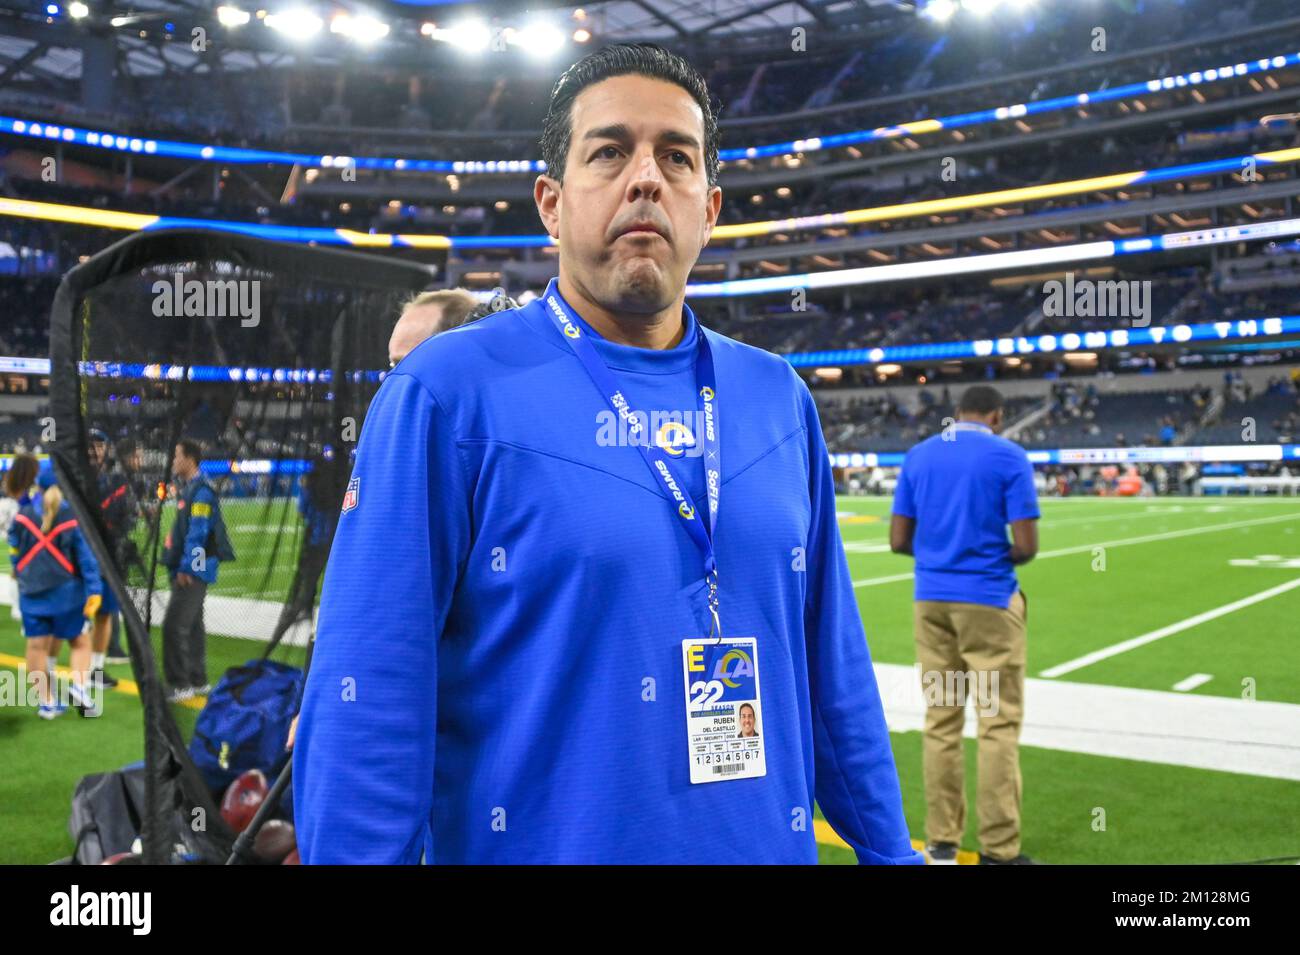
[1,453,40,626]
[9,468,102,718]
[88,429,139,683]
[160,439,225,702]
[387,288,480,367]
[890,384,1040,865]
[289,456,340,622]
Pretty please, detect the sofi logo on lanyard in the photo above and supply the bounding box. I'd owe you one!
[542,282,722,627]
[700,385,719,520]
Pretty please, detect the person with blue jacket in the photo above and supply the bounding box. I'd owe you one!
[9,468,102,719]
[286,459,339,623]
[294,44,923,865]
[160,439,221,702]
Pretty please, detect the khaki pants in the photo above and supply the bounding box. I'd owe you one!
[914,591,1026,860]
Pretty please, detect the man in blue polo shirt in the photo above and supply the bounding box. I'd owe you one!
[294,42,923,865]
[890,385,1040,865]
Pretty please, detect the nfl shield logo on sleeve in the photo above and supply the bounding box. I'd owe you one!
[341,476,359,514]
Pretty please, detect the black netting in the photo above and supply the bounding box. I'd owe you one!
[47,229,436,863]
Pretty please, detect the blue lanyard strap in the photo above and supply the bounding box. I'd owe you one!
[543,290,723,636]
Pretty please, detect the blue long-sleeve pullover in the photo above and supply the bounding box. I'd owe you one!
[8,498,102,614]
[294,277,922,865]
[162,476,219,584]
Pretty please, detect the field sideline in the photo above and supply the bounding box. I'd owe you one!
[2,495,1297,864]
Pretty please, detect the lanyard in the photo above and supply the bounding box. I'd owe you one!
[543,287,723,638]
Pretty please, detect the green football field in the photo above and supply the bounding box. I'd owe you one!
[3,495,1298,864]
[838,494,1300,705]
[143,497,306,602]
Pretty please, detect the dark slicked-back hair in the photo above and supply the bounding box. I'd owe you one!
[957,385,1006,416]
[177,438,204,466]
[539,42,721,188]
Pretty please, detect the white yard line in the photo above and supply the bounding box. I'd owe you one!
[841,541,894,554]
[1036,512,1300,559]
[1173,674,1214,692]
[874,662,1300,781]
[1040,577,1300,678]
[852,511,1300,588]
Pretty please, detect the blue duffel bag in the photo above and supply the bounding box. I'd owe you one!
[189,660,304,794]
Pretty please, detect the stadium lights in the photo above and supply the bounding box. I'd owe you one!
[922,0,958,22]
[330,13,389,44]
[512,22,566,58]
[216,5,251,27]
[45,3,59,15]
[430,20,491,52]
[265,8,323,40]
[68,2,89,18]
[573,28,591,44]
[961,0,1000,15]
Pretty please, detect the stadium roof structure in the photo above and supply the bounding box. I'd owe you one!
[0,0,917,81]
[512,0,915,41]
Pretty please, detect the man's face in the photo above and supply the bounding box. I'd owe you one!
[536,74,722,314]
[172,445,191,478]
[90,441,107,469]
[740,706,755,736]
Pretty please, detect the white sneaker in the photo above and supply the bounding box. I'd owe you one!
[67,681,101,717]
[167,686,195,703]
[38,702,67,720]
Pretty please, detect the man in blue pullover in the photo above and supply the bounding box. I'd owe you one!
[294,43,924,865]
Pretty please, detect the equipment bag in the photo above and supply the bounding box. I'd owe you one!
[189,660,303,793]
[67,762,147,864]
